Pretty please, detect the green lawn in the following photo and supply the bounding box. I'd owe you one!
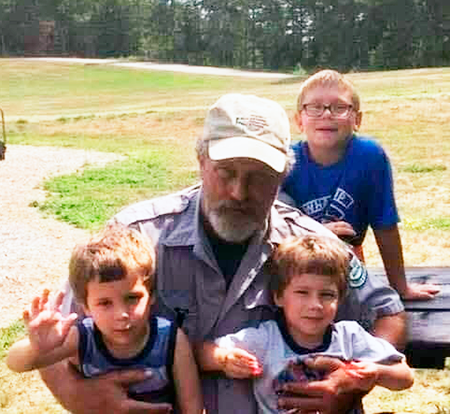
[2,58,277,120]
[1,59,450,413]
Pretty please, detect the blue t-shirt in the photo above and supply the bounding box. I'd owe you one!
[282,136,399,245]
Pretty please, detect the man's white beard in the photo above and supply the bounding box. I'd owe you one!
[207,208,261,243]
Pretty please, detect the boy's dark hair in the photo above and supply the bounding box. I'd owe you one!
[69,223,156,306]
[268,234,350,300]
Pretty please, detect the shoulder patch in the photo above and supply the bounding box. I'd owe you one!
[348,255,368,288]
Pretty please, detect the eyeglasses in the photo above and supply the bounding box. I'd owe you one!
[302,103,353,118]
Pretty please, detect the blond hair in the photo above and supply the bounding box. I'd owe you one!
[297,69,360,112]
[268,234,350,300]
[69,223,156,306]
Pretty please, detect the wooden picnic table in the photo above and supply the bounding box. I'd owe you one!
[368,267,450,369]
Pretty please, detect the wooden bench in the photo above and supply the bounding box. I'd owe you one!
[368,267,450,369]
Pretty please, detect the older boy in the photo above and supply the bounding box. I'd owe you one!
[282,69,439,301]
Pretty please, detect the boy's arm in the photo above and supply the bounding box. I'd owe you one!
[7,326,78,372]
[172,329,204,414]
[194,341,224,372]
[374,225,407,295]
[373,359,414,390]
[374,225,439,300]
[343,359,414,391]
[7,290,79,372]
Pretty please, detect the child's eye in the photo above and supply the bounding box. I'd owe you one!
[126,294,141,304]
[295,290,309,296]
[98,300,111,307]
[321,291,338,300]
[308,103,323,111]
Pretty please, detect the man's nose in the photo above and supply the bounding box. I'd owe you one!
[229,177,248,201]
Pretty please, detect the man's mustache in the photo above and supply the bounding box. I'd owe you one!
[215,200,258,216]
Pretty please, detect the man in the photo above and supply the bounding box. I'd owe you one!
[41,94,406,413]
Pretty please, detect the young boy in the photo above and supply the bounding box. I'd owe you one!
[281,69,439,301]
[7,223,203,414]
[196,234,414,414]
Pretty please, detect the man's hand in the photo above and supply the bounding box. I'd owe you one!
[25,290,78,354]
[40,362,173,414]
[276,356,367,414]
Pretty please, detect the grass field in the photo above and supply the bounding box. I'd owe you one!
[1,58,450,413]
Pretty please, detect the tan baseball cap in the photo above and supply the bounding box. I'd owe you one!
[202,94,291,172]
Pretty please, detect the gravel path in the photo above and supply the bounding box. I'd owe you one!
[27,57,294,79]
[0,145,122,328]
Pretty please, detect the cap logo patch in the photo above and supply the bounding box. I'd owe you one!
[236,114,268,132]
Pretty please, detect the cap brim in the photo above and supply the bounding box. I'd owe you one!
[208,137,286,173]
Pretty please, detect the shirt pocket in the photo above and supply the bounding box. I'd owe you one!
[158,289,198,338]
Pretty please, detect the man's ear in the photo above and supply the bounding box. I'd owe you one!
[294,111,303,132]
[354,111,362,131]
[197,154,207,176]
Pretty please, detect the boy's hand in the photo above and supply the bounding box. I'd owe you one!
[323,220,356,239]
[24,290,78,354]
[218,347,262,379]
[340,361,379,391]
[402,282,440,301]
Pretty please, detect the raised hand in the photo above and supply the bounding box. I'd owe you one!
[24,289,78,354]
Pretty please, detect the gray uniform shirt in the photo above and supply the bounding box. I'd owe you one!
[112,185,404,414]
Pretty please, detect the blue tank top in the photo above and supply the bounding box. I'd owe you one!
[78,315,177,404]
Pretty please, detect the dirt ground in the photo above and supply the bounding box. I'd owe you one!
[0,145,121,328]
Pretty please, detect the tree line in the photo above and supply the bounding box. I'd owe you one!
[1,0,450,72]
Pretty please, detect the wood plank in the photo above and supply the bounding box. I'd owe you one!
[368,267,450,311]
[368,267,450,368]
